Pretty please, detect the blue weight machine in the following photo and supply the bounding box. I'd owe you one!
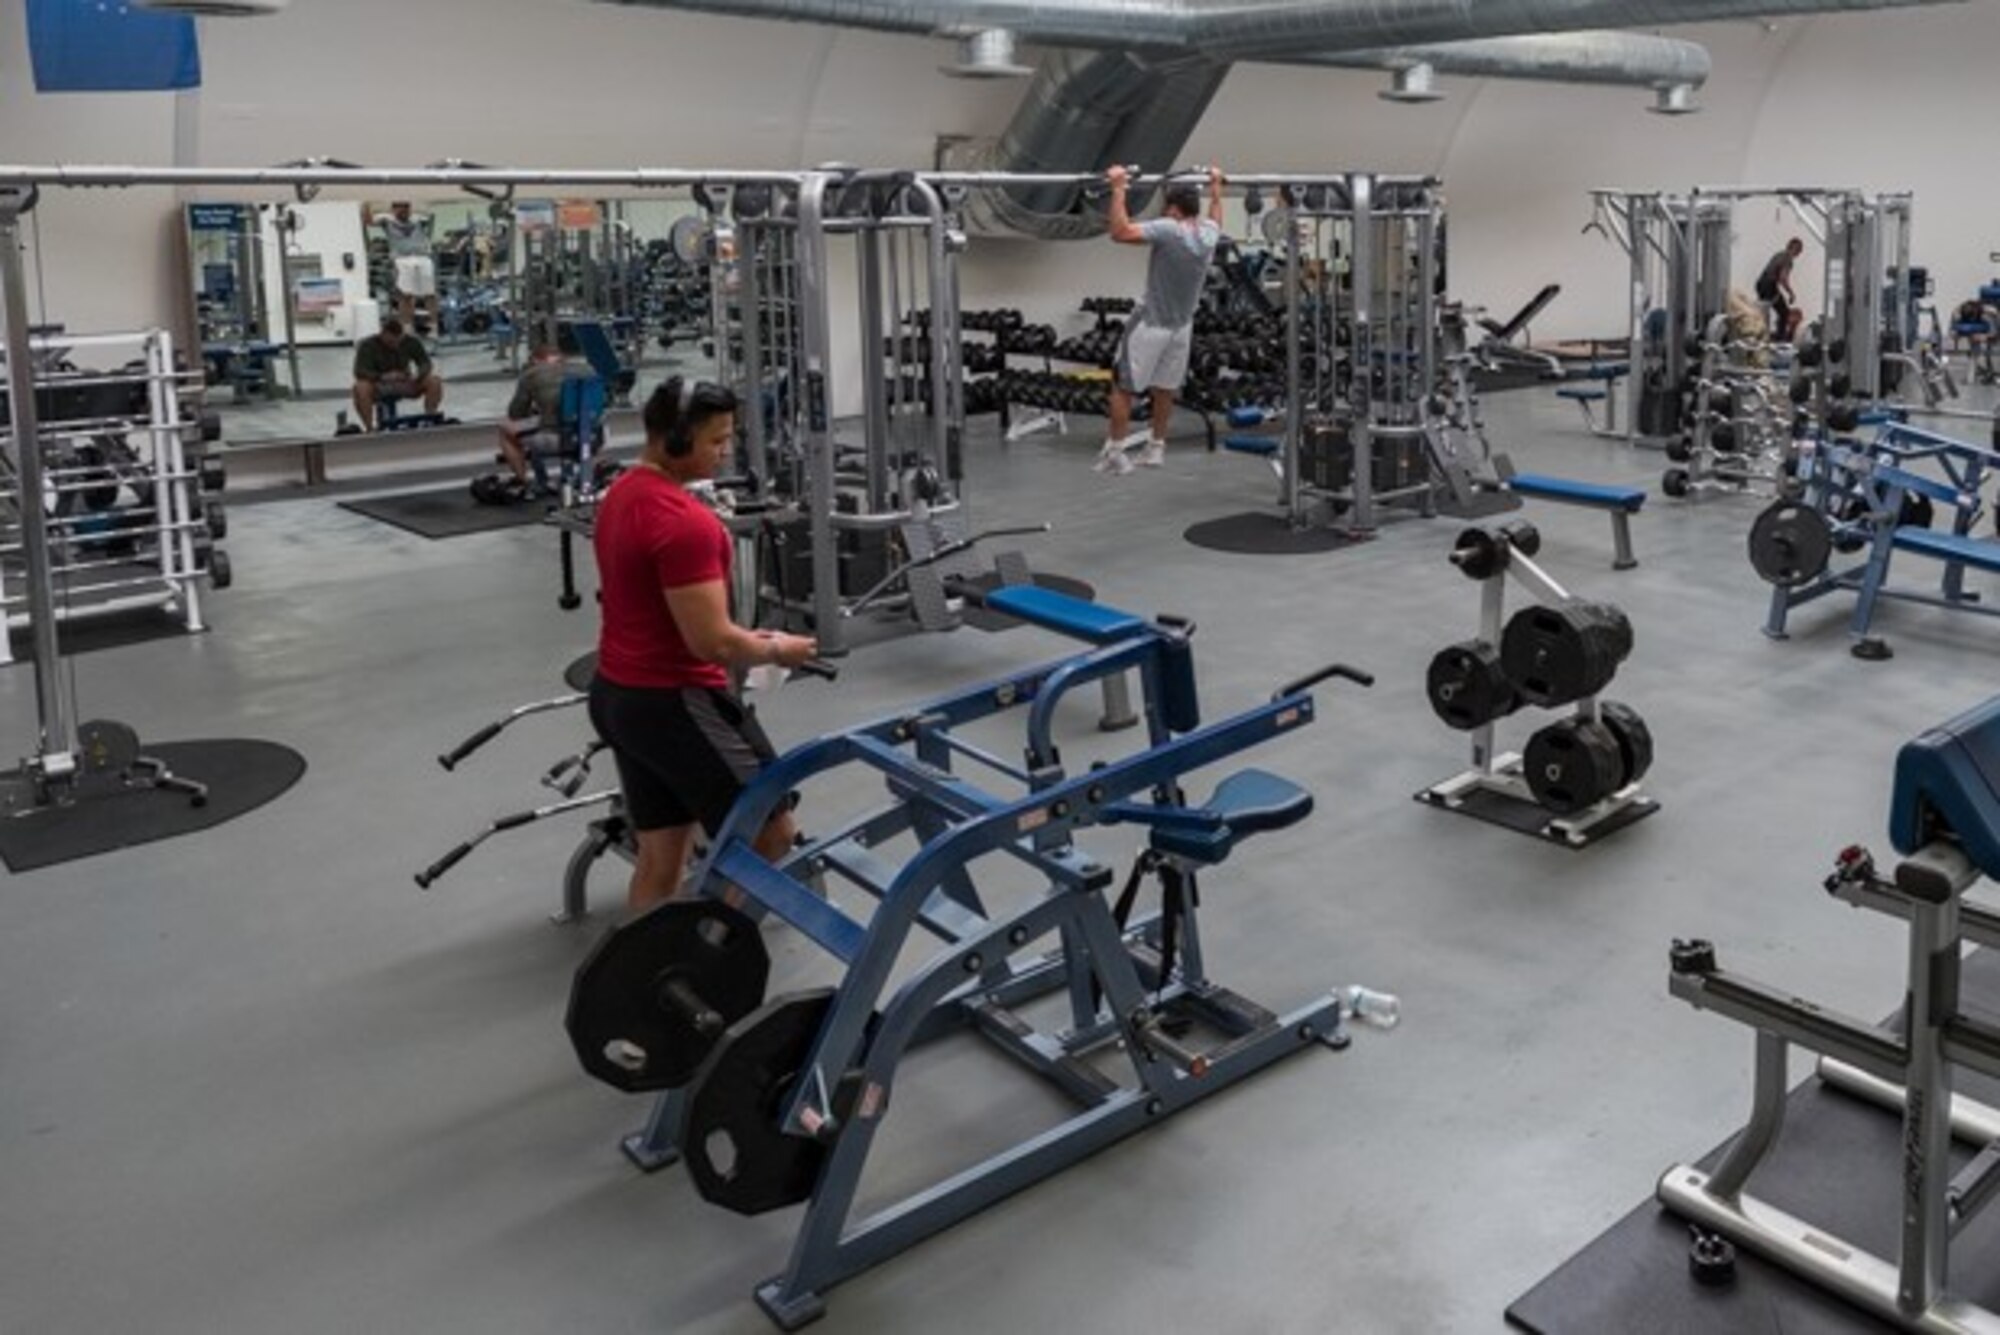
[566,583,1381,1330]
[1754,419,2000,659]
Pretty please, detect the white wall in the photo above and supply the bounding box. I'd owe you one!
[4,0,1998,354]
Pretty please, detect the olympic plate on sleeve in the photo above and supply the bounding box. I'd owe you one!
[1747,501,1833,588]
[683,988,861,1217]
[565,900,770,1094]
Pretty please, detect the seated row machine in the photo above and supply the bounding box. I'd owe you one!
[562,583,1382,1329]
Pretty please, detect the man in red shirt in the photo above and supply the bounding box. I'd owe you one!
[588,376,818,911]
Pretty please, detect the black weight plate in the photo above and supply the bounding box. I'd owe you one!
[1747,501,1833,588]
[1451,527,1505,580]
[1596,700,1654,788]
[1661,468,1690,499]
[1500,604,1615,709]
[1523,718,1624,815]
[566,900,770,1094]
[1902,492,1935,530]
[684,989,842,1217]
[1426,640,1518,731]
[78,718,141,777]
[1498,520,1540,559]
[1574,600,1634,665]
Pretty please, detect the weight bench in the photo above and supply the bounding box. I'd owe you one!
[1552,363,1627,438]
[1222,432,1282,479]
[1502,471,1644,570]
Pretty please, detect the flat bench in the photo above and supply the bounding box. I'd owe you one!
[1506,471,1645,570]
[1554,365,1627,436]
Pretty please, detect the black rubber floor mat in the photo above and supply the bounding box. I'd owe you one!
[1415,782,1659,849]
[1183,512,1369,555]
[340,487,547,540]
[0,738,306,872]
[1507,947,2000,1335]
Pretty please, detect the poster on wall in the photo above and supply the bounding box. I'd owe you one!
[294,278,346,315]
[558,201,603,230]
[515,200,557,234]
[188,203,249,233]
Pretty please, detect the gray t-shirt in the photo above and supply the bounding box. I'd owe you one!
[382,216,432,258]
[507,360,574,430]
[1135,217,1222,331]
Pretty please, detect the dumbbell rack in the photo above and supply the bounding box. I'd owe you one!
[1417,526,1659,848]
[1664,318,1795,502]
[0,328,226,663]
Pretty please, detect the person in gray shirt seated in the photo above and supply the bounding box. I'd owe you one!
[498,344,577,493]
[1096,163,1225,476]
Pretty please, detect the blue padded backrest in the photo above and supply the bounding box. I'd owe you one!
[1889,694,2000,879]
[568,320,624,386]
[560,373,607,426]
[982,585,1147,645]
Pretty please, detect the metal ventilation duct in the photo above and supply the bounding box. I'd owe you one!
[593,0,1962,56]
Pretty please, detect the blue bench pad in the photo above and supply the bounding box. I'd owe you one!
[1893,528,2000,574]
[981,585,1148,644]
[1509,472,1646,512]
[1223,434,1281,457]
[1557,386,1608,402]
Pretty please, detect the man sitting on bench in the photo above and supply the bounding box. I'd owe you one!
[352,319,444,432]
[498,344,572,493]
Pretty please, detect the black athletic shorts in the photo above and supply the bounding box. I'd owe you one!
[587,675,778,834]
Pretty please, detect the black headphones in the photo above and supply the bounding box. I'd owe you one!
[666,375,697,457]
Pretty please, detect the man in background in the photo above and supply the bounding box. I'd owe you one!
[1096,164,1226,476]
[351,318,444,431]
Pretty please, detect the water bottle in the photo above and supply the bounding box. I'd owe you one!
[1342,985,1401,1031]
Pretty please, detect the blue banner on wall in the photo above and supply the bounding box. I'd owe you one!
[27,0,203,93]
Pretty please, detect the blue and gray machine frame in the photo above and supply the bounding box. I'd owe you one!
[605,585,1375,1329]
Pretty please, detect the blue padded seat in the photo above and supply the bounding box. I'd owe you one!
[1890,695,2000,879]
[1556,386,1608,403]
[1893,528,2000,575]
[981,585,1147,644]
[1509,472,1646,513]
[1222,434,1281,457]
[1581,362,1630,381]
[1854,407,1907,428]
[1114,769,1314,866]
[1227,406,1269,428]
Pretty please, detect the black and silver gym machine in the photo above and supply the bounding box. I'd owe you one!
[1660,694,2000,1332]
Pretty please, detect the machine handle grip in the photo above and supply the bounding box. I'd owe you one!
[1273,663,1374,700]
[439,722,502,772]
[941,575,987,608]
[796,659,840,681]
[415,843,472,889]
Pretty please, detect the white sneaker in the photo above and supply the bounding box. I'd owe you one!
[1138,441,1166,468]
[1093,446,1134,476]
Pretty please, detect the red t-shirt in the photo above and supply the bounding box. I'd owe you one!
[593,468,732,690]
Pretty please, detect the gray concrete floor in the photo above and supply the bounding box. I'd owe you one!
[5,386,1998,1335]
